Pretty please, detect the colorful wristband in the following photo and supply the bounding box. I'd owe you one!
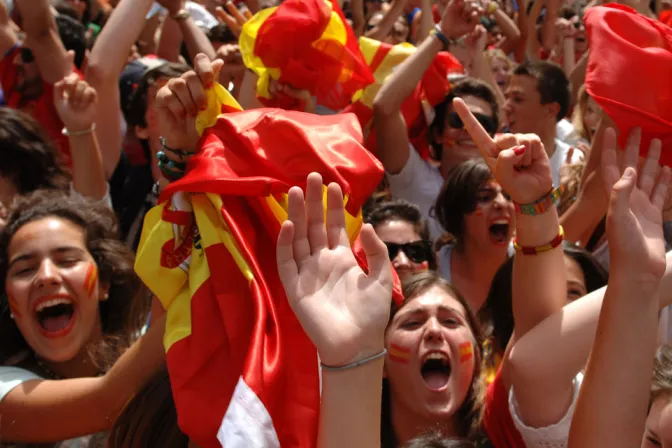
[431,25,451,51]
[157,151,187,182]
[514,186,565,216]
[513,226,565,255]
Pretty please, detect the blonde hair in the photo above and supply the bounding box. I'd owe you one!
[485,49,515,72]
[572,85,592,142]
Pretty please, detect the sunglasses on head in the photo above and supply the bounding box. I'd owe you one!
[447,111,497,136]
[385,241,432,264]
[19,47,34,64]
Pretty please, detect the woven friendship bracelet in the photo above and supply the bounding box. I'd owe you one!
[513,226,565,255]
[514,186,565,216]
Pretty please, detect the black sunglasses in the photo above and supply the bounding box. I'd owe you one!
[385,241,432,264]
[447,111,497,136]
[19,47,34,64]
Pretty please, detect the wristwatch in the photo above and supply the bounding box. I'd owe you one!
[171,9,190,21]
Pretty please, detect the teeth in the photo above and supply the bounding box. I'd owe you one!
[492,219,509,225]
[426,353,448,362]
[35,298,73,313]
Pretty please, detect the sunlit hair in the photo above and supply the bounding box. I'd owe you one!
[0,191,149,370]
[651,345,672,410]
[484,48,515,73]
[381,271,485,446]
[571,85,593,143]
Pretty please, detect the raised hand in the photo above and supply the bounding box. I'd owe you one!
[440,0,484,39]
[157,0,186,16]
[155,54,224,153]
[453,97,553,204]
[602,127,671,283]
[54,72,97,133]
[276,173,393,367]
[215,1,249,37]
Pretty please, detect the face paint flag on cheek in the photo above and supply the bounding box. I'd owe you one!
[388,342,411,364]
[459,341,473,364]
[83,263,98,299]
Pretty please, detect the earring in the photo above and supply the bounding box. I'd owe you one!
[103,292,109,300]
[10,313,15,319]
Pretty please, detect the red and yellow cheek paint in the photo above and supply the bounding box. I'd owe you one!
[83,263,98,299]
[7,293,22,318]
[388,343,411,364]
[459,341,473,364]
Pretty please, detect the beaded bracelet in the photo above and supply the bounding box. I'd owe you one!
[157,151,188,182]
[513,226,565,255]
[514,186,565,216]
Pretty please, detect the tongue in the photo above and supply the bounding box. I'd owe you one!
[423,371,449,390]
[41,315,72,333]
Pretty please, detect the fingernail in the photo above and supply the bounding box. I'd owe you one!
[513,145,525,156]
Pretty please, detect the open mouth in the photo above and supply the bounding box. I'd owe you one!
[488,219,510,245]
[421,353,452,391]
[34,296,77,338]
[455,138,478,148]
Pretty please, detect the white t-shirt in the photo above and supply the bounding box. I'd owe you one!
[386,145,446,241]
[510,371,584,448]
[0,366,41,403]
[549,139,584,187]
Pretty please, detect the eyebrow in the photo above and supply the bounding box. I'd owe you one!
[8,247,86,269]
[645,427,660,439]
[399,305,466,319]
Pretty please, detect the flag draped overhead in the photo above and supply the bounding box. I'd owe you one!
[135,85,387,447]
[239,0,374,111]
[342,37,463,159]
[585,4,672,165]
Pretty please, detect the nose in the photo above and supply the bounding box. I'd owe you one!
[34,259,62,289]
[392,250,412,270]
[493,191,509,209]
[423,317,444,343]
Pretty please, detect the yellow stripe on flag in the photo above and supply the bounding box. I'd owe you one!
[240,6,281,100]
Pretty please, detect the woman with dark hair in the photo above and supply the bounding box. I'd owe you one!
[479,242,608,382]
[434,159,514,311]
[367,200,437,280]
[0,191,165,445]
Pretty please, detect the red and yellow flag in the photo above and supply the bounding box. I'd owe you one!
[239,0,374,111]
[135,86,385,447]
[342,37,463,159]
[585,4,672,165]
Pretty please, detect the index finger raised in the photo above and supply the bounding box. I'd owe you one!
[452,98,497,158]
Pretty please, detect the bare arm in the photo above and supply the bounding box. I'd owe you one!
[525,0,544,61]
[569,50,588,105]
[351,0,366,37]
[511,0,529,62]
[0,0,18,57]
[15,0,71,84]
[416,0,435,44]
[365,0,407,42]
[159,2,217,62]
[0,316,165,442]
[569,133,670,446]
[85,0,156,178]
[492,5,522,52]
[540,0,559,51]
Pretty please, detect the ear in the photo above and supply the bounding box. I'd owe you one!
[545,102,560,121]
[99,282,111,301]
[135,125,150,140]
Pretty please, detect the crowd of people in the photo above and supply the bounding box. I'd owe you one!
[0,0,670,446]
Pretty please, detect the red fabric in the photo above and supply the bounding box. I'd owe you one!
[253,0,373,111]
[482,369,527,448]
[161,109,385,447]
[660,10,672,27]
[0,46,79,167]
[585,4,672,165]
[352,236,404,306]
[432,4,442,23]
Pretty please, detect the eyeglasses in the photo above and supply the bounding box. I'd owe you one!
[19,47,34,64]
[447,111,497,136]
[385,241,432,264]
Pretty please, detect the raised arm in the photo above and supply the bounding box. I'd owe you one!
[53,74,107,200]
[366,0,408,42]
[453,96,565,428]
[569,132,671,448]
[350,0,366,37]
[0,0,18,57]
[0,316,165,442]
[15,0,71,84]
[373,0,480,174]
[277,174,393,448]
[158,0,217,62]
[491,3,522,53]
[85,0,156,178]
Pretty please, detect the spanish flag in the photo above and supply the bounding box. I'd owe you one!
[135,85,385,447]
[239,0,374,111]
[343,37,463,159]
[585,4,672,165]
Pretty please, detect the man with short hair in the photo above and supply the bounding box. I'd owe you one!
[504,60,584,186]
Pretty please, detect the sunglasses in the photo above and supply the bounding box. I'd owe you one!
[19,47,34,64]
[385,241,432,264]
[447,111,497,136]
